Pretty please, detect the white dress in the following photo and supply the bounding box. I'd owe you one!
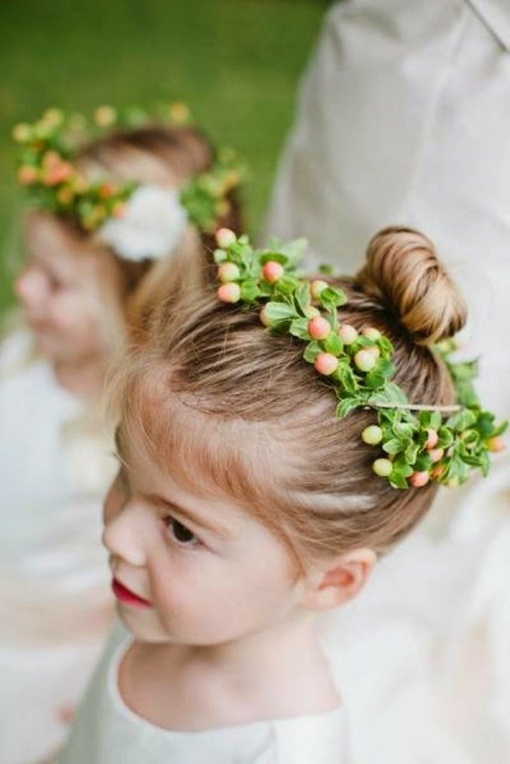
[265,1,510,761]
[0,331,115,764]
[57,622,350,764]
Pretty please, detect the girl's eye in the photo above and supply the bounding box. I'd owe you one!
[165,517,200,547]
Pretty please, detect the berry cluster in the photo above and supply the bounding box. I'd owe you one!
[213,229,507,490]
[13,105,245,234]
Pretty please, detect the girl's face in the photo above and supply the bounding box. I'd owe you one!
[15,213,114,369]
[103,414,307,647]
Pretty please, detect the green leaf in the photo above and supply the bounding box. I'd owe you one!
[393,422,415,439]
[240,281,261,301]
[294,283,312,314]
[383,439,403,455]
[259,252,289,266]
[447,409,477,432]
[318,286,347,309]
[369,382,407,407]
[389,472,409,489]
[262,302,297,323]
[405,443,419,464]
[334,363,358,393]
[323,333,343,355]
[303,341,321,363]
[364,371,386,390]
[336,396,363,418]
[289,318,310,340]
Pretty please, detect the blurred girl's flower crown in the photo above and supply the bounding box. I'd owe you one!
[213,228,507,490]
[13,104,246,262]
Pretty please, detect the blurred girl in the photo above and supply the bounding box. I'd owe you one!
[0,105,243,763]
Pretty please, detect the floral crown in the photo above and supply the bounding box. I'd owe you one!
[13,104,246,262]
[212,229,507,490]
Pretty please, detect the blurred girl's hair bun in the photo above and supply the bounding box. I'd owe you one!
[355,226,467,346]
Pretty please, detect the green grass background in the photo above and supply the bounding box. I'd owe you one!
[0,0,333,317]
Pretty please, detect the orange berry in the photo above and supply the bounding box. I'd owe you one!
[338,324,358,344]
[262,261,284,283]
[310,279,328,300]
[314,353,339,376]
[354,349,377,372]
[17,166,38,185]
[307,316,330,340]
[488,436,506,453]
[409,471,430,488]
[217,283,241,303]
[424,428,439,449]
[362,327,381,341]
[217,262,240,283]
[429,448,444,464]
[215,228,236,248]
[259,306,273,327]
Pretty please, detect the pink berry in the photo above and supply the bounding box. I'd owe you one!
[215,228,236,248]
[361,425,383,445]
[488,436,506,453]
[409,471,430,488]
[362,327,381,341]
[429,448,444,464]
[310,279,329,300]
[372,458,393,477]
[217,262,240,283]
[337,324,358,344]
[354,349,377,372]
[217,283,241,303]
[262,261,284,283]
[314,352,339,376]
[308,316,330,340]
[424,428,439,450]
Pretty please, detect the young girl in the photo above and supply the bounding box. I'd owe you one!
[0,105,243,764]
[58,227,503,763]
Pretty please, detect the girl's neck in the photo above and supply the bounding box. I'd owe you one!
[52,354,107,399]
[120,615,340,732]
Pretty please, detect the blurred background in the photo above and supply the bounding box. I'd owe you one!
[0,0,334,318]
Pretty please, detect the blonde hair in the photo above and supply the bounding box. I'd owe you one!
[113,227,467,563]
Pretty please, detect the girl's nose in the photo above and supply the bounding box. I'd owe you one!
[15,267,47,316]
[102,504,147,568]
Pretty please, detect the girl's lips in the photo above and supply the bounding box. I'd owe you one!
[112,578,152,608]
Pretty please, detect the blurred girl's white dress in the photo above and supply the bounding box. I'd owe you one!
[0,331,115,764]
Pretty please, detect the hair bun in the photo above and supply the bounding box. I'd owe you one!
[355,226,467,346]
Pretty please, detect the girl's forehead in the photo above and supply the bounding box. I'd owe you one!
[120,371,292,505]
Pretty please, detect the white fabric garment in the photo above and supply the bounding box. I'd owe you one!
[0,331,115,764]
[57,622,349,764]
[265,1,510,761]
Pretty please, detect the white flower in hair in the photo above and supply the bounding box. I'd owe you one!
[98,185,188,261]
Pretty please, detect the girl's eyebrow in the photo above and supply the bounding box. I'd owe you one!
[113,425,232,540]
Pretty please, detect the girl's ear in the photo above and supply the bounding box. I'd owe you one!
[303,548,376,611]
